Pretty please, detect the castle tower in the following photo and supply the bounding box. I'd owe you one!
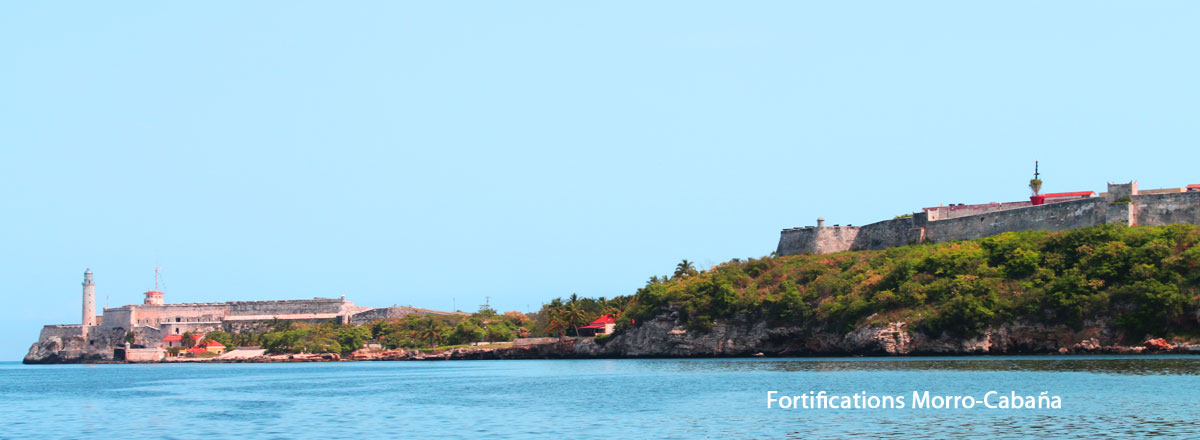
[143,266,165,305]
[82,269,96,327]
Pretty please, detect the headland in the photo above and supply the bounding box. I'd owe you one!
[25,179,1200,364]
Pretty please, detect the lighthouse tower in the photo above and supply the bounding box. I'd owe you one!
[82,269,96,341]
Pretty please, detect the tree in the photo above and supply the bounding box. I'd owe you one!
[335,326,370,354]
[181,331,197,348]
[412,317,445,348]
[201,330,235,348]
[545,317,568,342]
[674,259,698,279]
[561,302,591,336]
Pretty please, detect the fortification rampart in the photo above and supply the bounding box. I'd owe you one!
[38,325,84,341]
[227,298,348,316]
[778,182,1200,256]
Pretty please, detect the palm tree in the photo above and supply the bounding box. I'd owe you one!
[674,259,697,279]
[562,302,591,336]
[412,317,443,348]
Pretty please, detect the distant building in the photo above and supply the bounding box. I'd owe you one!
[578,315,616,337]
[162,334,183,348]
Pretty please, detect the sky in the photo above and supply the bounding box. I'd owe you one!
[2,3,1199,360]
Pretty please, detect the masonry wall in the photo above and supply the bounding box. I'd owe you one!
[227,298,347,316]
[922,197,1108,243]
[100,308,133,330]
[774,191,1185,255]
[350,307,424,325]
[39,325,84,340]
[776,228,817,256]
[132,304,229,326]
[1133,192,1200,226]
[924,201,1031,221]
[777,226,862,256]
[850,216,923,250]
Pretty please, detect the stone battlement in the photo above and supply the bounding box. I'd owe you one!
[778,181,1200,255]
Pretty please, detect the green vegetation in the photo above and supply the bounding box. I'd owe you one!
[623,224,1200,341]
[198,225,1200,355]
[1029,178,1043,195]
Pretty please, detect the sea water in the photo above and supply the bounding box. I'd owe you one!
[2,356,1199,439]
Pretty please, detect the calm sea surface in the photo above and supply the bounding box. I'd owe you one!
[2,356,1200,439]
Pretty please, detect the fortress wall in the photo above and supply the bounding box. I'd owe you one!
[39,325,83,340]
[132,304,229,326]
[157,322,224,338]
[924,197,1107,243]
[924,201,1032,221]
[850,216,923,250]
[1133,192,1200,226]
[100,308,133,330]
[227,299,346,316]
[350,307,427,325]
[813,226,859,254]
[777,228,818,256]
[125,348,166,363]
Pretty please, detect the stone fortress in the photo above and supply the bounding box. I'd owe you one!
[778,181,1200,256]
[25,270,454,363]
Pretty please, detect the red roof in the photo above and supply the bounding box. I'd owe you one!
[1041,191,1094,198]
[162,334,183,342]
[185,347,207,354]
[191,334,205,341]
[200,340,225,348]
[1187,184,1200,190]
[588,314,616,325]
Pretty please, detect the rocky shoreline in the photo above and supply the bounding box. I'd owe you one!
[25,307,1200,364]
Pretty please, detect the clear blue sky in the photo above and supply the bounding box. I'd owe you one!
[2,3,1198,360]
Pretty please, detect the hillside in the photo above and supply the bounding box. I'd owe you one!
[585,223,1200,356]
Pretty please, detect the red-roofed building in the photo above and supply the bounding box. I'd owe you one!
[578,314,616,337]
[185,347,208,355]
[162,334,184,348]
[199,340,226,355]
[1188,185,1200,192]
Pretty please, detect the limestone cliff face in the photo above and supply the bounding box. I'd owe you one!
[575,308,1129,357]
[23,327,126,364]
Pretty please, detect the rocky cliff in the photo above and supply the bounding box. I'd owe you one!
[23,327,128,364]
[573,308,1192,357]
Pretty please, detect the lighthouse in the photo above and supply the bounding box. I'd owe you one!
[82,269,96,327]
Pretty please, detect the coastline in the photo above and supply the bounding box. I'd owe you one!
[27,335,1200,365]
